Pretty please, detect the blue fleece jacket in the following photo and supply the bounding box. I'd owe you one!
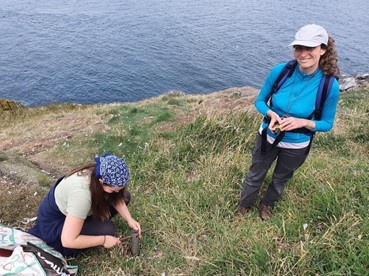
[255,62,340,144]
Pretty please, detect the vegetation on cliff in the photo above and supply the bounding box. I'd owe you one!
[1,86,368,275]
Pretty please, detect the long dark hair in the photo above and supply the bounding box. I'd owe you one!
[320,36,340,79]
[66,163,126,220]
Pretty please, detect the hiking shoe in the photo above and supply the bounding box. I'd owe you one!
[238,205,251,215]
[259,204,272,220]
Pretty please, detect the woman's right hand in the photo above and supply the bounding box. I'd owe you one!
[266,110,282,132]
[102,235,121,248]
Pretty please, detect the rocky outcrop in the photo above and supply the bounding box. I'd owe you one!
[339,73,369,92]
[0,99,23,112]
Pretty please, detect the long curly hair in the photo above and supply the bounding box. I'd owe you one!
[319,36,340,79]
[66,163,126,220]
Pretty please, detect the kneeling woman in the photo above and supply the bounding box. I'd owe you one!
[28,153,141,257]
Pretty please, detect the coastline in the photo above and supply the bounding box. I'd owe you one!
[1,73,368,111]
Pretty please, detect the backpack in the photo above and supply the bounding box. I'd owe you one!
[0,224,78,275]
[261,59,335,153]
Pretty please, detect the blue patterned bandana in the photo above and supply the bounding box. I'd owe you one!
[95,153,130,187]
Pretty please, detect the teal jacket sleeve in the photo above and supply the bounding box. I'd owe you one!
[254,63,286,116]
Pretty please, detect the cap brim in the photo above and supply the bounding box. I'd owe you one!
[289,40,321,47]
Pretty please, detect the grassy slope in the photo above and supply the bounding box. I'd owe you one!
[1,87,368,275]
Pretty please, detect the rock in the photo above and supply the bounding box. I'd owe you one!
[339,76,358,91]
[357,73,369,80]
[339,74,369,92]
[0,99,23,112]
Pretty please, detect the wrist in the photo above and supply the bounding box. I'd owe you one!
[304,119,315,130]
[102,235,106,246]
[266,110,274,117]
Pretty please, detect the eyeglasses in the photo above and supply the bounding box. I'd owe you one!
[293,45,318,52]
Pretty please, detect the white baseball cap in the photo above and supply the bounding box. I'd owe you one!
[289,24,328,47]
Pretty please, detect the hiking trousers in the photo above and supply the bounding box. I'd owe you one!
[239,134,309,208]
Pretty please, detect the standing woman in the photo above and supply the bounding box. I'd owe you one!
[28,153,141,257]
[238,24,340,220]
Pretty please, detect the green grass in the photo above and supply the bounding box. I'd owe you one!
[2,89,369,275]
[72,89,369,274]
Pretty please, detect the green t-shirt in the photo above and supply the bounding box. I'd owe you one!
[55,170,93,219]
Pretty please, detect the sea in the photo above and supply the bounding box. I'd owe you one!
[0,0,368,107]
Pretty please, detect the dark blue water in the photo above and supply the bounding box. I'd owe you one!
[0,0,368,107]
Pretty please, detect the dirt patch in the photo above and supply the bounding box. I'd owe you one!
[0,150,53,186]
[155,86,258,132]
[194,86,258,115]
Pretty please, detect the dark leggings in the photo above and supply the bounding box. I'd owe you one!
[80,190,131,236]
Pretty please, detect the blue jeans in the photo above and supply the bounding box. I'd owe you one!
[239,134,309,207]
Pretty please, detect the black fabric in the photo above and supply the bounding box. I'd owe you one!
[22,242,76,276]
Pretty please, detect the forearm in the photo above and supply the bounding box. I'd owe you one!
[62,233,106,249]
[278,117,316,132]
[114,200,141,235]
[115,201,133,222]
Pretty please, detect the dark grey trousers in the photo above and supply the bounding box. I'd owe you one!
[239,134,309,207]
[81,190,131,236]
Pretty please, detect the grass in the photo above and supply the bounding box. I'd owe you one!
[1,87,369,275]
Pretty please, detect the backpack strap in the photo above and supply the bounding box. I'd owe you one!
[315,74,335,120]
[268,60,298,106]
[261,127,286,153]
[303,74,335,154]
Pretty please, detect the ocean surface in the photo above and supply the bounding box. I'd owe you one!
[0,0,368,107]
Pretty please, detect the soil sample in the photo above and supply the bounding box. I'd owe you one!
[131,230,140,256]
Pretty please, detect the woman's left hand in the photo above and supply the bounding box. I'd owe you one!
[128,218,142,238]
[114,200,142,238]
